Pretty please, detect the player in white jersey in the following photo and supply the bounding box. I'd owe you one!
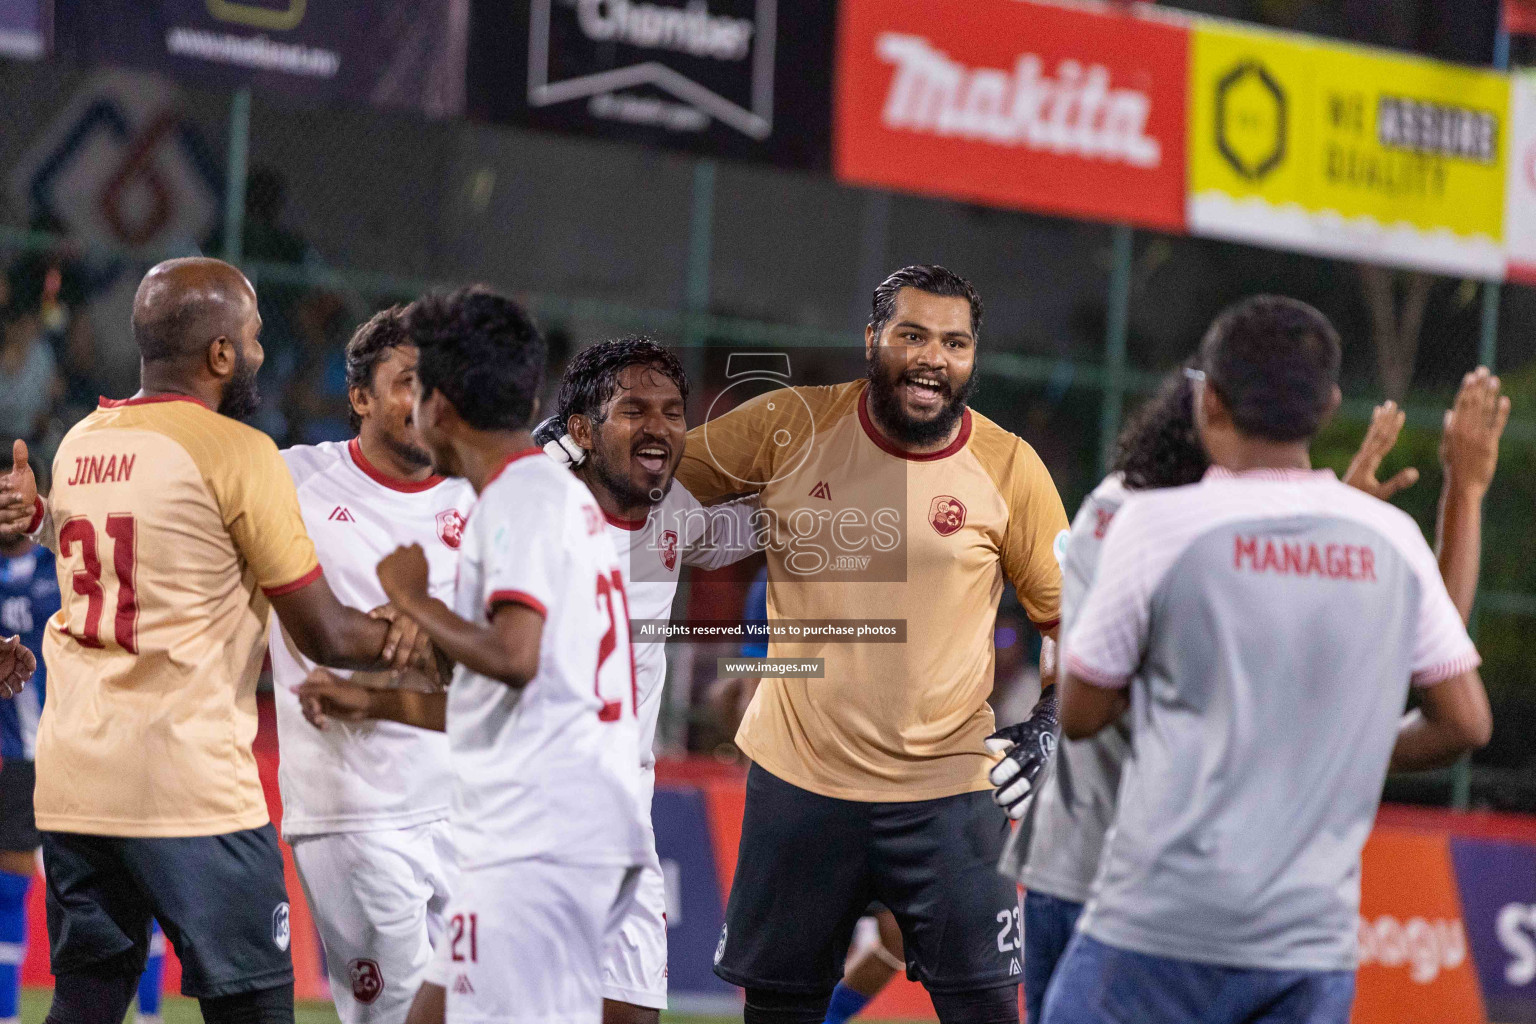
[306,288,649,1024]
[534,337,760,1023]
[270,309,474,1024]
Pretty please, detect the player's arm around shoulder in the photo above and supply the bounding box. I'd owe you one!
[678,487,764,570]
[676,382,842,504]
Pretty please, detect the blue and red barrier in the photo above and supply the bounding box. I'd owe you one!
[19,706,1536,1024]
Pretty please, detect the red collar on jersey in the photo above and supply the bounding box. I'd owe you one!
[347,437,445,493]
[603,510,649,531]
[857,385,972,462]
[98,393,211,410]
[483,448,544,489]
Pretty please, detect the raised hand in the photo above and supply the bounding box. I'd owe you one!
[1344,401,1419,501]
[0,440,39,537]
[1441,367,1510,498]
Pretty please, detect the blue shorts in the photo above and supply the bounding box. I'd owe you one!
[1040,933,1355,1024]
[1023,891,1083,1024]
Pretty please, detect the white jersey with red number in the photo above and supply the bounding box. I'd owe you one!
[603,484,759,770]
[271,439,474,837]
[449,450,647,871]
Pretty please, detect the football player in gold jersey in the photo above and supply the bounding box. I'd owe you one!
[677,265,1068,1024]
[0,258,427,1024]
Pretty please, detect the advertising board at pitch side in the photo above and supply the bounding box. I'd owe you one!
[834,0,1190,232]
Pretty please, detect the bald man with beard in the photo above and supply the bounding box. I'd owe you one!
[0,258,430,1024]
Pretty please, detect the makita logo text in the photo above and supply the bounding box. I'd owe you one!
[875,33,1161,168]
[571,0,754,61]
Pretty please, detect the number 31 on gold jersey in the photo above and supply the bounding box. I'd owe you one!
[57,514,139,653]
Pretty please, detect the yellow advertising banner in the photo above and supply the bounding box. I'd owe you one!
[1188,22,1509,278]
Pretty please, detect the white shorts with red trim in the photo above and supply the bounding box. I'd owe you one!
[431,858,641,1024]
[291,820,455,1024]
[601,848,668,1010]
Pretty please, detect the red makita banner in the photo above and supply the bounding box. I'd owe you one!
[834,0,1190,232]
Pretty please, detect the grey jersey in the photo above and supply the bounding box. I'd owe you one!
[1065,468,1478,972]
[1009,474,1131,902]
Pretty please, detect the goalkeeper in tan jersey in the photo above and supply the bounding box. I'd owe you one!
[0,258,431,1024]
[676,265,1068,1024]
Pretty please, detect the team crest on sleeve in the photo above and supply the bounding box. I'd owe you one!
[660,530,679,571]
[349,959,384,1004]
[437,509,467,549]
[929,495,966,537]
[1053,529,1070,568]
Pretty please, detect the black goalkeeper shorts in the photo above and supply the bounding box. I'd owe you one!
[713,764,1021,995]
[42,825,294,998]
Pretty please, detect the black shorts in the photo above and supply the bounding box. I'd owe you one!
[42,825,294,998]
[714,764,1021,995]
[0,760,38,853]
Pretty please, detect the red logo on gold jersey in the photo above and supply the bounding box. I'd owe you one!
[437,509,466,549]
[660,530,679,571]
[929,495,966,536]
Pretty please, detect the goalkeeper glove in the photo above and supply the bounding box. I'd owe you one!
[533,415,586,467]
[985,687,1059,820]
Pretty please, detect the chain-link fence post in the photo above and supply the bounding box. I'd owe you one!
[1097,224,1134,478]
[660,157,719,756]
[222,86,252,266]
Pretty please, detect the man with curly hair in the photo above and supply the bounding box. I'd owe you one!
[268,306,474,1024]
[533,336,759,1024]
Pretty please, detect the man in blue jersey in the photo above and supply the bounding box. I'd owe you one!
[0,451,57,1024]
